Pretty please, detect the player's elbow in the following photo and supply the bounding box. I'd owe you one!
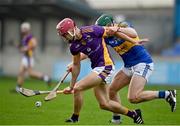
[130,33,138,38]
[123,28,137,38]
[129,28,138,38]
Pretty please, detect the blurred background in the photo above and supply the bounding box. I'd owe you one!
[0,0,179,85]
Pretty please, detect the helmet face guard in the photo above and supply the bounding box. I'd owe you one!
[67,28,76,41]
[95,14,114,26]
[61,27,76,42]
[56,18,76,42]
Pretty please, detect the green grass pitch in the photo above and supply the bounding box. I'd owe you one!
[0,76,180,125]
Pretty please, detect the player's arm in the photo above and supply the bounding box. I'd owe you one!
[104,26,148,44]
[64,53,81,94]
[115,32,138,44]
[30,38,37,49]
[67,53,87,72]
[70,53,81,88]
[117,27,137,38]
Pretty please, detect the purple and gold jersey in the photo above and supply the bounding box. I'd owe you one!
[21,34,34,57]
[70,25,114,69]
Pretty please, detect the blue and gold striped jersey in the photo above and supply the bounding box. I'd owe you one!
[105,35,153,67]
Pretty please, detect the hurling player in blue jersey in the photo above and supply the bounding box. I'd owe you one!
[95,14,176,124]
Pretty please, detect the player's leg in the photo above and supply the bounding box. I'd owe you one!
[109,69,131,124]
[65,71,103,123]
[27,57,51,85]
[128,63,160,103]
[16,64,26,92]
[128,74,158,103]
[16,57,28,92]
[93,83,143,124]
[28,68,50,82]
[128,63,176,112]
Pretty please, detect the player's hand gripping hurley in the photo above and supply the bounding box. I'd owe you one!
[45,70,70,101]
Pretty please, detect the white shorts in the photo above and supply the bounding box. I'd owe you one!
[122,63,154,81]
[21,56,34,68]
[92,65,115,84]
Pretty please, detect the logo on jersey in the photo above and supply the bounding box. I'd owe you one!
[86,35,93,42]
[87,47,91,52]
[109,40,118,45]
[75,44,80,48]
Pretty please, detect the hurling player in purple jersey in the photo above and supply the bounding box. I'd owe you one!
[55,18,147,124]
[16,22,51,92]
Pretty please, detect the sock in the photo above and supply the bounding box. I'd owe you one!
[16,84,21,88]
[42,75,49,82]
[158,91,168,98]
[71,113,79,121]
[126,110,136,119]
[16,84,21,92]
[165,91,170,99]
[113,115,120,120]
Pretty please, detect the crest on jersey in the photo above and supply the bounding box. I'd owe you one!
[87,47,91,52]
[86,35,93,42]
[75,44,80,48]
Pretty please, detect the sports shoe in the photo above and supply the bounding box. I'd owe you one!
[65,118,78,123]
[166,90,176,112]
[133,109,144,124]
[65,114,79,123]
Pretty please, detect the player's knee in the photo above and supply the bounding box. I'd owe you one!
[128,96,139,104]
[98,100,109,110]
[28,69,33,76]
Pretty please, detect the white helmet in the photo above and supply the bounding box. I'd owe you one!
[21,22,31,33]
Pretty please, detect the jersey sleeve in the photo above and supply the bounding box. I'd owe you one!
[80,25,106,38]
[70,44,79,55]
[92,25,106,38]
